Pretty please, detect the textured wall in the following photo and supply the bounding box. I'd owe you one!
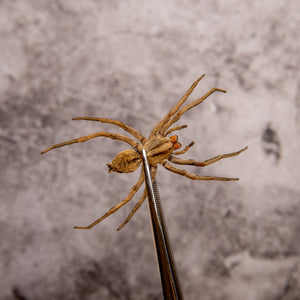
[1,1,299,299]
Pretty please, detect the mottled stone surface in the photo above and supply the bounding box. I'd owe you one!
[1,1,299,299]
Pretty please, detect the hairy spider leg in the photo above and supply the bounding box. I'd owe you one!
[165,124,188,136]
[72,117,146,143]
[117,188,147,231]
[117,166,157,230]
[162,161,239,181]
[41,131,142,154]
[161,87,227,134]
[169,146,248,166]
[117,167,158,230]
[74,172,145,229]
[150,74,205,138]
[172,141,195,155]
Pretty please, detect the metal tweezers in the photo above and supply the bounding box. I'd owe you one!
[141,149,184,300]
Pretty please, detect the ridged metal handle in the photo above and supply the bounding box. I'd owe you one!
[142,149,183,300]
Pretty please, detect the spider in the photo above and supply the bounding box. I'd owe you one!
[41,74,247,231]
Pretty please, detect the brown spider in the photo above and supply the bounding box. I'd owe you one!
[41,74,247,230]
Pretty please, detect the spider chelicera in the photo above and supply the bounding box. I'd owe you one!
[41,74,247,230]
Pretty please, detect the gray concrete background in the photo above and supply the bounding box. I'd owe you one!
[1,1,299,299]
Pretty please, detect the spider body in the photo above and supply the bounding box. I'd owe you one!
[41,74,247,230]
[107,135,179,173]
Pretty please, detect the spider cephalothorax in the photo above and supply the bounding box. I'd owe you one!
[41,74,247,230]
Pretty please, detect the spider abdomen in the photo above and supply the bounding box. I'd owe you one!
[107,149,141,173]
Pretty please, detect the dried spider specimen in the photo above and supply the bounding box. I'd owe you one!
[41,74,247,230]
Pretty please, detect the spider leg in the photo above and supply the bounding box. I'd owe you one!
[150,74,205,138]
[117,167,157,230]
[169,146,248,166]
[41,131,141,154]
[172,141,195,155]
[117,188,147,231]
[165,124,188,136]
[74,172,145,229]
[162,161,239,181]
[72,117,146,143]
[161,87,226,134]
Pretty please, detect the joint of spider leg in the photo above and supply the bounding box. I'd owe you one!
[135,148,143,155]
[214,88,227,93]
